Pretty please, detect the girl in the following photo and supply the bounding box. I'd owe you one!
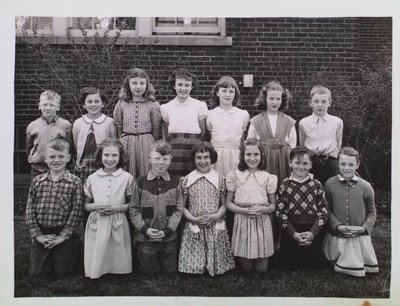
[114,68,161,178]
[323,147,378,277]
[73,86,116,183]
[84,138,134,279]
[160,68,208,176]
[207,76,250,176]
[179,142,235,276]
[226,138,277,273]
[247,81,297,184]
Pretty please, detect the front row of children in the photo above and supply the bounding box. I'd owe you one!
[25,135,378,279]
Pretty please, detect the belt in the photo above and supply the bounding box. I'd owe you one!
[121,132,151,137]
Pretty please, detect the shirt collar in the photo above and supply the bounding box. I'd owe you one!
[338,174,359,184]
[186,169,219,189]
[311,113,329,123]
[235,169,269,186]
[96,168,124,177]
[214,106,237,114]
[38,169,73,182]
[288,173,314,183]
[83,114,106,124]
[173,96,192,106]
[147,170,171,181]
[41,115,59,124]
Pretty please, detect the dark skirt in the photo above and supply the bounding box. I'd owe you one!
[169,133,201,176]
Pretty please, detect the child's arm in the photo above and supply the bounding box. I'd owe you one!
[162,121,170,141]
[25,124,35,156]
[151,102,162,140]
[199,118,206,140]
[182,193,201,224]
[25,180,43,240]
[287,126,297,149]
[225,191,250,215]
[353,182,376,236]
[307,184,329,240]
[298,121,305,146]
[161,180,184,239]
[336,119,344,152]
[199,191,227,225]
[113,100,124,138]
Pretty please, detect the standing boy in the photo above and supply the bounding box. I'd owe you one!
[25,136,83,276]
[129,140,183,275]
[299,85,343,185]
[26,90,72,179]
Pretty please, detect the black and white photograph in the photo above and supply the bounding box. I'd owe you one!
[1,0,399,305]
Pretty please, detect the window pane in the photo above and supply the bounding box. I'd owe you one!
[15,17,53,31]
[71,17,93,30]
[115,17,136,30]
[71,17,135,31]
[155,17,176,27]
[197,18,218,27]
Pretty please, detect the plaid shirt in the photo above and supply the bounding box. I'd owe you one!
[276,174,328,236]
[25,170,83,240]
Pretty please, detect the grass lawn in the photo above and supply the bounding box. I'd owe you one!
[13,191,391,298]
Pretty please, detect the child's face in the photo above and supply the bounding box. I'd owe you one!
[244,145,261,171]
[216,87,235,108]
[129,77,147,99]
[38,97,60,120]
[174,78,192,102]
[194,151,211,174]
[83,93,103,117]
[102,146,120,173]
[266,90,282,113]
[338,154,359,180]
[289,154,312,180]
[309,93,331,116]
[149,150,172,176]
[44,148,70,174]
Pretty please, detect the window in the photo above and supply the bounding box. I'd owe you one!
[15,16,53,35]
[68,17,136,37]
[154,17,221,35]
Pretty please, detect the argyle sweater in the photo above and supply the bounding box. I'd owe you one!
[276,176,328,237]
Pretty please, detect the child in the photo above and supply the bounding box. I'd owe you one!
[129,140,183,275]
[207,76,250,176]
[84,138,133,279]
[323,147,378,277]
[179,142,235,276]
[73,86,116,183]
[226,138,277,273]
[26,90,72,179]
[299,85,343,185]
[114,68,161,178]
[160,68,208,176]
[25,136,83,276]
[247,81,296,184]
[275,146,328,269]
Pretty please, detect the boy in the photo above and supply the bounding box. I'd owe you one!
[25,136,83,276]
[299,85,343,185]
[129,140,183,275]
[26,90,72,179]
[275,146,328,268]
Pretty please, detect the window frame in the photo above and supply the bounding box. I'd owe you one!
[153,17,223,35]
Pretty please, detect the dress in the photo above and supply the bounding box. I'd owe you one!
[84,168,134,279]
[226,169,277,259]
[113,99,161,178]
[207,106,250,176]
[179,169,235,275]
[248,111,296,183]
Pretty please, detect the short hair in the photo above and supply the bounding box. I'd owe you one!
[119,68,156,102]
[210,76,241,106]
[191,141,218,164]
[168,68,198,95]
[95,138,127,169]
[254,81,288,111]
[40,90,61,104]
[338,146,360,163]
[47,136,70,153]
[309,85,332,101]
[238,138,267,171]
[79,86,109,106]
[151,140,172,156]
[289,146,313,162]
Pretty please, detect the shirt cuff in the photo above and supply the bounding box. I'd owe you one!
[140,225,149,236]
[29,225,42,239]
[59,229,73,240]
[162,227,174,239]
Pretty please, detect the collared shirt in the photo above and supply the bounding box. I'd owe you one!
[129,172,183,242]
[299,113,343,158]
[185,169,220,189]
[25,170,83,239]
[275,174,328,236]
[26,115,72,165]
[147,170,170,182]
[160,96,208,134]
[72,114,116,166]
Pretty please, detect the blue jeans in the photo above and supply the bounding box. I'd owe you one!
[136,240,178,276]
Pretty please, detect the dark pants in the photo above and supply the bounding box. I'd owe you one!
[136,240,178,276]
[30,230,82,276]
[310,156,338,186]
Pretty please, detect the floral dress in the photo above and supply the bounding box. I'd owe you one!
[178,169,235,275]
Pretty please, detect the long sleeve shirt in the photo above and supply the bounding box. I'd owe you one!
[129,171,183,242]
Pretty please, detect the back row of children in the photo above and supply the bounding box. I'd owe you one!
[25,67,378,280]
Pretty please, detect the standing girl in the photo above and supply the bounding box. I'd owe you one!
[207,76,250,176]
[247,81,296,183]
[160,68,208,176]
[114,68,161,178]
[226,138,277,273]
[323,147,379,277]
[73,86,116,183]
[84,138,133,279]
[179,142,235,276]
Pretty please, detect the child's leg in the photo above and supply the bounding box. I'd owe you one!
[30,240,53,276]
[136,242,161,276]
[239,258,254,272]
[254,258,269,273]
[52,233,83,276]
[160,240,178,274]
